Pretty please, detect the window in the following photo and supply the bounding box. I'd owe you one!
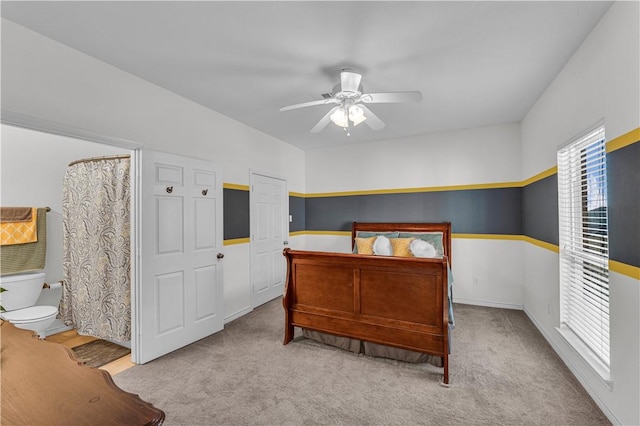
[557,125,610,371]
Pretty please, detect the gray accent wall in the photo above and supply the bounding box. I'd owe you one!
[289,195,305,233]
[607,142,640,267]
[223,188,249,240]
[304,188,522,235]
[522,174,559,246]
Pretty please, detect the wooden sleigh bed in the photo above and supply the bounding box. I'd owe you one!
[282,222,453,384]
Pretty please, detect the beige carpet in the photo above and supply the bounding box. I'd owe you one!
[113,299,610,425]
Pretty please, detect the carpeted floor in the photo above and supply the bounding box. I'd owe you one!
[113,299,610,425]
[72,339,131,368]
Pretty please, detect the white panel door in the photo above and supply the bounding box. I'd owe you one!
[136,151,223,364]
[250,172,288,307]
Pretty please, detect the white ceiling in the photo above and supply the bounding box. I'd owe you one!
[1,1,612,150]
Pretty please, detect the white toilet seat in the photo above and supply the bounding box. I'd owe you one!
[1,306,58,323]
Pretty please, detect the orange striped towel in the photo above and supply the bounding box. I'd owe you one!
[0,207,38,245]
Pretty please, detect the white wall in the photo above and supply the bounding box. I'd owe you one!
[1,19,306,322]
[305,123,525,309]
[306,123,521,193]
[521,3,639,178]
[521,2,640,424]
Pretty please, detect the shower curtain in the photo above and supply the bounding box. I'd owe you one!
[59,156,131,341]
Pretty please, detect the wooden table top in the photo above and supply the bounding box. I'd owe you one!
[1,321,164,425]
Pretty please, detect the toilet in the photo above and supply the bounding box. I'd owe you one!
[0,272,58,338]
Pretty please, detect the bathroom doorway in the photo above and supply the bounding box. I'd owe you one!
[2,117,226,366]
[0,120,138,349]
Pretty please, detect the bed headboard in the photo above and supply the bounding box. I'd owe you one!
[351,222,452,265]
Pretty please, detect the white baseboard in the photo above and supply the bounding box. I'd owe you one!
[224,306,252,324]
[453,298,523,311]
[523,307,620,425]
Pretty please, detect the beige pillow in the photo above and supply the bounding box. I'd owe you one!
[390,237,415,257]
[355,236,376,255]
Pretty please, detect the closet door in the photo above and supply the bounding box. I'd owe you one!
[250,172,288,307]
[135,151,223,364]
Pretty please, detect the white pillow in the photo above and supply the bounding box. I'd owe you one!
[410,239,437,258]
[373,235,393,256]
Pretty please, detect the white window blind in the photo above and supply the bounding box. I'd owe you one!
[557,125,609,367]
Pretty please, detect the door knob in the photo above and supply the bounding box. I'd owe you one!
[217,253,224,259]
[202,189,208,196]
[166,186,173,194]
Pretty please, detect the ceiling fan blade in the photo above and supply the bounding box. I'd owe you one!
[340,71,362,93]
[279,98,336,112]
[310,106,341,133]
[360,91,423,104]
[360,105,386,131]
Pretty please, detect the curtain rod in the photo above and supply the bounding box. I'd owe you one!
[68,154,131,167]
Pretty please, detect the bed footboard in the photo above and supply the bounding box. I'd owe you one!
[282,248,450,384]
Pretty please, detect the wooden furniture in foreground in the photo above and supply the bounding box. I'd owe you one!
[282,222,452,384]
[0,322,164,425]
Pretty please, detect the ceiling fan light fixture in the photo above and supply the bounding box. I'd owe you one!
[348,104,367,126]
[330,104,367,129]
[330,106,349,128]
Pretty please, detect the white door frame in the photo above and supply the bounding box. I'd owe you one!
[249,169,289,308]
[130,149,142,359]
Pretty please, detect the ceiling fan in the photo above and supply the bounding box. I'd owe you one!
[279,70,423,135]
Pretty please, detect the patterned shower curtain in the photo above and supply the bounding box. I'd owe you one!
[59,156,131,341]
